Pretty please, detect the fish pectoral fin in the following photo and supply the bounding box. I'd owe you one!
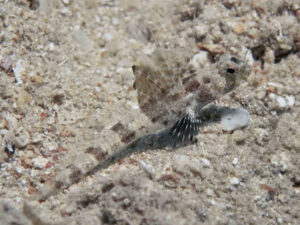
[168,114,202,143]
[168,104,225,143]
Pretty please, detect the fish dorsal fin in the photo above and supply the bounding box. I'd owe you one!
[133,47,194,123]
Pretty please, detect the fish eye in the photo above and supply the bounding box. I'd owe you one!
[227,68,235,74]
[230,57,240,64]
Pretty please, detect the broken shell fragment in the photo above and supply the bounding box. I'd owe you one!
[221,108,251,131]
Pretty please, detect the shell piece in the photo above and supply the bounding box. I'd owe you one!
[133,47,251,127]
[221,108,251,131]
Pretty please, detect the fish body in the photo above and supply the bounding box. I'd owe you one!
[133,47,251,141]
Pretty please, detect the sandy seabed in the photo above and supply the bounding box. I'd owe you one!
[0,0,299,224]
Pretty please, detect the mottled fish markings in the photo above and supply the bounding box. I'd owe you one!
[133,47,251,142]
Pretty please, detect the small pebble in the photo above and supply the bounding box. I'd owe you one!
[49,42,55,51]
[14,132,30,148]
[233,23,248,34]
[277,217,284,224]
[201,158,211,167]
[19,179,26,187]
[206,189,214,196]
[191,51,209,69]
[15,197,21,203]
[276,96,287,108]
[254,128,268,145]
[43,140,58,151]
[0,55,13,71]
[59,127,73,137]
[30,75,43,84]
[31,134,43,144]
[61,202,77,216]
[209,200,217,205]
[15,166,22,174]
[130,103,139,110]
[30,169,38,177]
[123,198,131,207]
[232,158,238,166]
[285,95,295,107]
[198,43,225,55]
[270,152,289,173]
[13,60,24,84]
[268,93,295,110]
[0,116,8,129]
[103,33,113,41]
[60,7,69,14]
[138,160,154,177]
[194,24,209,38]
[5,142,15,155]
[229,177,240,186]
[32,156,49,169]
[232,130,248,143]
[62,0,70,4]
